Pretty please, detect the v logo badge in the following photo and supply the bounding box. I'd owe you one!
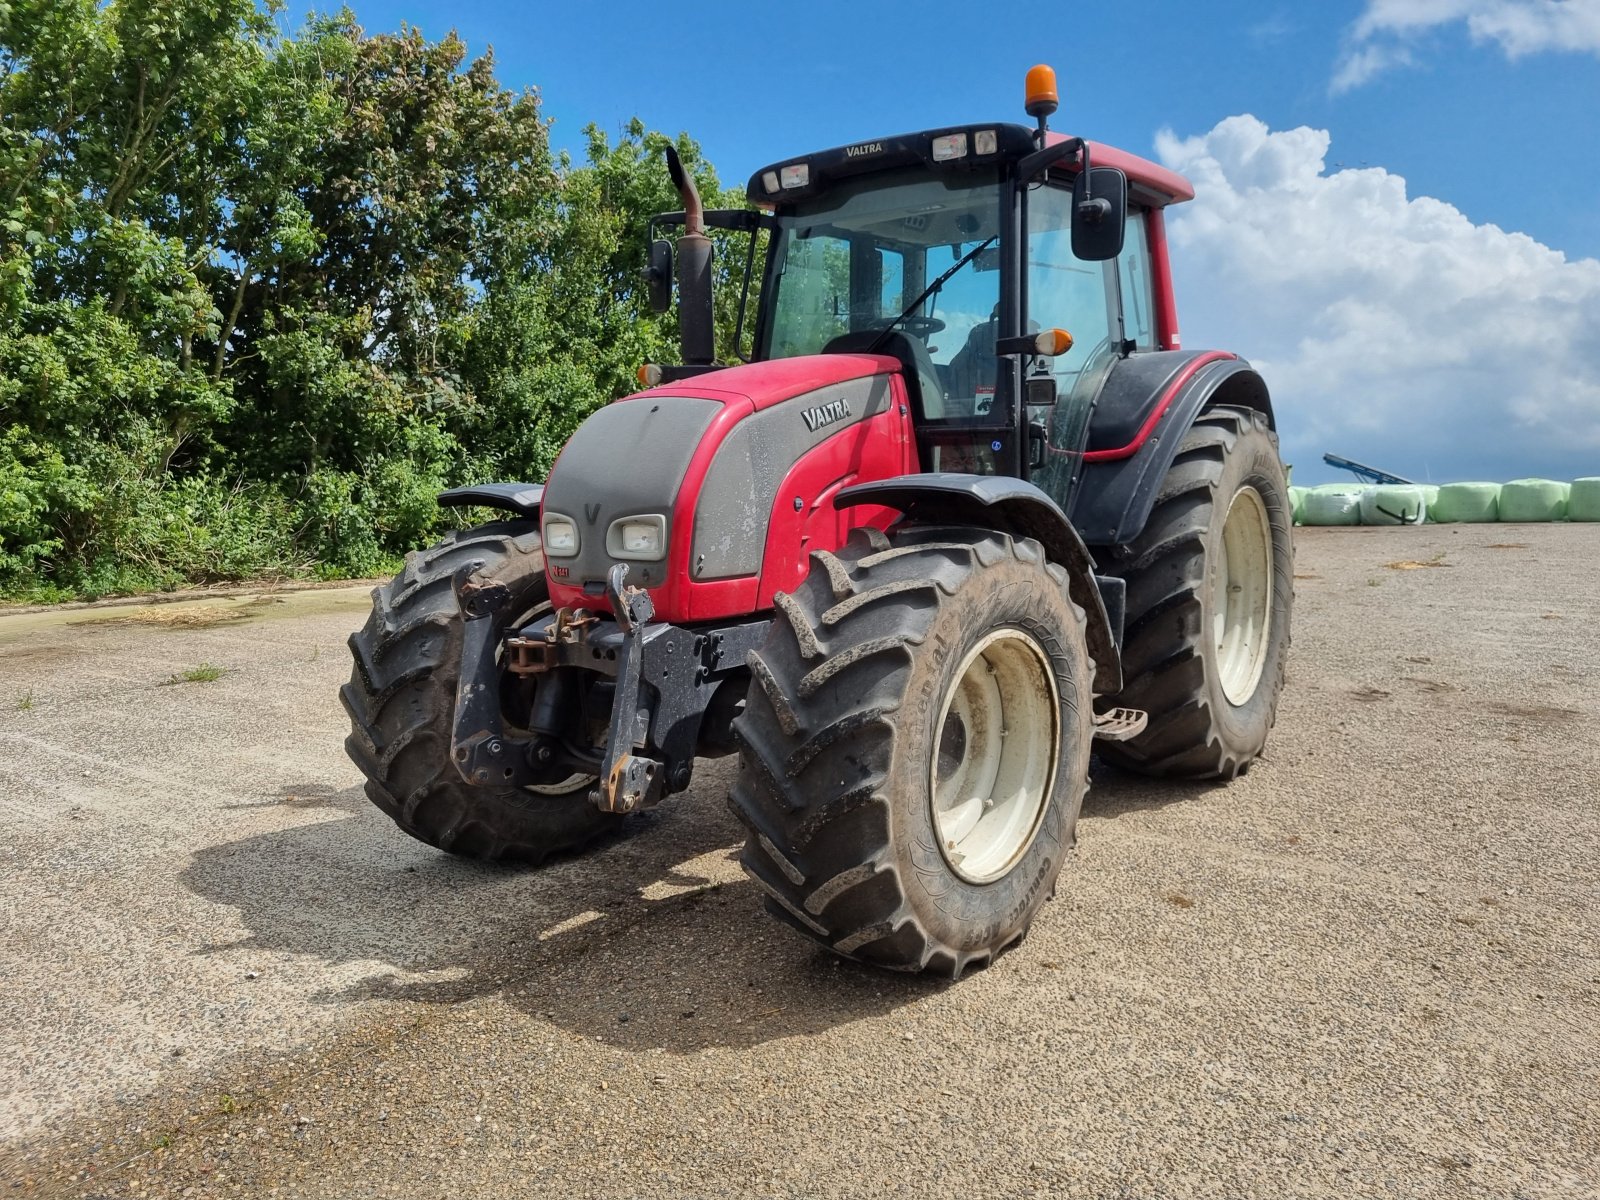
[584,503,601,524]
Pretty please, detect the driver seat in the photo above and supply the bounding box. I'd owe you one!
[947,318,999,401]
[821,329,948,418]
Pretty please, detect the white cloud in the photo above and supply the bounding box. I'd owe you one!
[1329,43,1415,93]
[1334,0,1600,90]
[1157,114,1600,482]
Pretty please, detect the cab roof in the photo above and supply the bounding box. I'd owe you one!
[746,122,1194,210]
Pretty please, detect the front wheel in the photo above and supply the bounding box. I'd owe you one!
[1094,405,1293,778]
[729,526,1094,977]
[341,522,620,862]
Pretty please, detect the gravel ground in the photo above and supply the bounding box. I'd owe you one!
[1,525,1597,1199]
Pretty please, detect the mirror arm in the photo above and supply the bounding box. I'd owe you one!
[1017,136,1084,182]
[1070,143,1114,226]
[651,209,766,234]
[732,221,760,362]
[1017,138,1112,227]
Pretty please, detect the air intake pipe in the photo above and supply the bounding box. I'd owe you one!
[666,146,715,366]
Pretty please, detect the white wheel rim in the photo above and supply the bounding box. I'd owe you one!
[1213,485,1274,706]
[929,629,1058,884]
[528,774,594,797]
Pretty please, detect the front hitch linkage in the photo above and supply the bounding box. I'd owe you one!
[592,563,665,814]
[449,563,544,788]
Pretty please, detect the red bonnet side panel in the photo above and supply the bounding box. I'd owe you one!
[757,373,920,606]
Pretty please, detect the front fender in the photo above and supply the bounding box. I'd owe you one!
[437,482,544,519]
[836,473,1122,694]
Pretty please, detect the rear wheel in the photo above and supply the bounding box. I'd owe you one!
[341,522,620,862]
[1094,405,1293,778]
[729,526,1093,977]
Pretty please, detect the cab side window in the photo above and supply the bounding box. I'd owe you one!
[1119,209,1155,351]
[1026,183,1121,499]
[1026,184,1117,393]
[768,232,851,358]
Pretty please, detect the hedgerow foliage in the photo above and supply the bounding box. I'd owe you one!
[0,0,740,599]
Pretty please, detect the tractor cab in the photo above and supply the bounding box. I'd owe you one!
[647,101,1195,504]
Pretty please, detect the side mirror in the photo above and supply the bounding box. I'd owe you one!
[646,239,674,313]
[1071,167,1127,262]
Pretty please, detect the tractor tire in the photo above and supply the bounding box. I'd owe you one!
[341,522,620,862]
[1094,405,1293,779]
[730,525,1094,977]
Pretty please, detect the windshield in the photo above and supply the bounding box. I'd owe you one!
[760,168,1003,418]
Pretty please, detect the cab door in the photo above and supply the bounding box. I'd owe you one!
[1023,183,1155,512]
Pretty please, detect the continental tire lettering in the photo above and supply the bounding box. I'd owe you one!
[1008,856,1052,927]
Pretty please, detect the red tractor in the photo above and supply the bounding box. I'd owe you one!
[343,67,1292,977]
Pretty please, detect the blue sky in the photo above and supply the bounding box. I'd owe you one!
[329,0,1600,482]
[336,0,1599,258]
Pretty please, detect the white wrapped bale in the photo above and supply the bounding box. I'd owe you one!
[1498,479,1569,522]
[1432,482,1499,523]
[1421,485,1440,522]
[1359,484,1428,525]
[1288,486,1308,525]
[1568,478,1600,522]
[1301,485,1364,526]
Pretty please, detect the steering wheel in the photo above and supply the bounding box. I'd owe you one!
[867,315,946,339]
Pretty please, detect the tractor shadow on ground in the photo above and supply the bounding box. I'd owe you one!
[180,765,943,1054]
[1082,756,1224,819]
[182,759,1223,1055]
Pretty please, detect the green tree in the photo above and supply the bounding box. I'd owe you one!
[0,2,745,599]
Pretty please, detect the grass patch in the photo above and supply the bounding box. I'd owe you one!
[161,663,226,686]
[15,689,34,711]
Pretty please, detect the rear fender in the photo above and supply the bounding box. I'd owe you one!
[1069,355,1273,546]
[836,474,1122,695]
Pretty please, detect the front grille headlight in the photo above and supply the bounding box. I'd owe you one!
[607,514,666,561]
[542,515,579,557]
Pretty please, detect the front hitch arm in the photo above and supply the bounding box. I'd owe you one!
[592,563,666,814]
[449,564,540,788]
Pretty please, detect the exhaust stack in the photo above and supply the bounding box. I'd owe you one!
[666,146,715,366]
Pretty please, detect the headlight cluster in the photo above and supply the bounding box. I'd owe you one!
[542,513,667,561]
[542,516,580,556]
[607,513,666,561]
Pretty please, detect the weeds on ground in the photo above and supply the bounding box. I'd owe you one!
[161,663,226,686]
[1385,550,1452,570]
[15,689,33,711]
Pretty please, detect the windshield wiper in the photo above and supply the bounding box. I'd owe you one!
[867,236,998,352]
